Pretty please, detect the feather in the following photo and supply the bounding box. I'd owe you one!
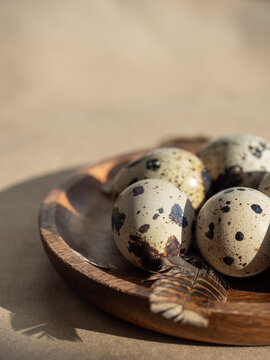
[147,255,227,327]
[71,249,115,270]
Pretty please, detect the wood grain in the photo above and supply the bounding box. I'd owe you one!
[40,137,270,345]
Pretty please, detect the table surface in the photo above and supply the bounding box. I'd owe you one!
[1,1,270,359]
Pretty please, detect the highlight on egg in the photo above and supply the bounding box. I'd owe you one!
[112,179,195,271]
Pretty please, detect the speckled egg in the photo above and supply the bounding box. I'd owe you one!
[258,173,270,197]
[112,147,211,210]
[196,187,270,277]
[197,135,270,193]
[112,179,195,271]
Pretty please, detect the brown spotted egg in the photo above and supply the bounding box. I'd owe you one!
[197,135,270,193]
[196,187,270,277]
[258,173,270,197]
[112,147,211,210]
[112,179,195,271]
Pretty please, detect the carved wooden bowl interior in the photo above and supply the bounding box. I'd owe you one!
[40,138,270,346]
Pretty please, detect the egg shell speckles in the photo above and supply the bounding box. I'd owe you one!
[112,147,211,210]
[112,179,195,271]
[196,187,270,277]
[258,173,270,197]
[197,134,270,192]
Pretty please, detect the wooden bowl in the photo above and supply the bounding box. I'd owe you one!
[39,138,270,346]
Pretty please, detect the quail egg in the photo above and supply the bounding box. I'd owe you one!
[112,147,211,210]
[197,135,270,193]
[196,187,270,277]
[112,179,195,271]
[258,173,270,197]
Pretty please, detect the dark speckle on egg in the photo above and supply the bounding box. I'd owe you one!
[220,206,230,213]
[223,256,234,265]
[249,145,262,158]
[146,159,161,171]
[138,224,150,233]
[235,231,244,241]
[164,235,181,256]
[248,142,268,159]
[224,189,235,194]
[205,222,214,240]
[251,204,263,214]
[169,204,188,227]
[128,234,162,271]
[111,207,126,235]
[132,185,144,196]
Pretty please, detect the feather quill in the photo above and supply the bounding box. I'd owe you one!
[71,249,115,270]
[147,255,227,327]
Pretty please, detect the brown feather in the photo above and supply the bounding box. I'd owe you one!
[147,256,227,327]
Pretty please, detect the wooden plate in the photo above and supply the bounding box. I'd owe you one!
[39,138,270,346]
